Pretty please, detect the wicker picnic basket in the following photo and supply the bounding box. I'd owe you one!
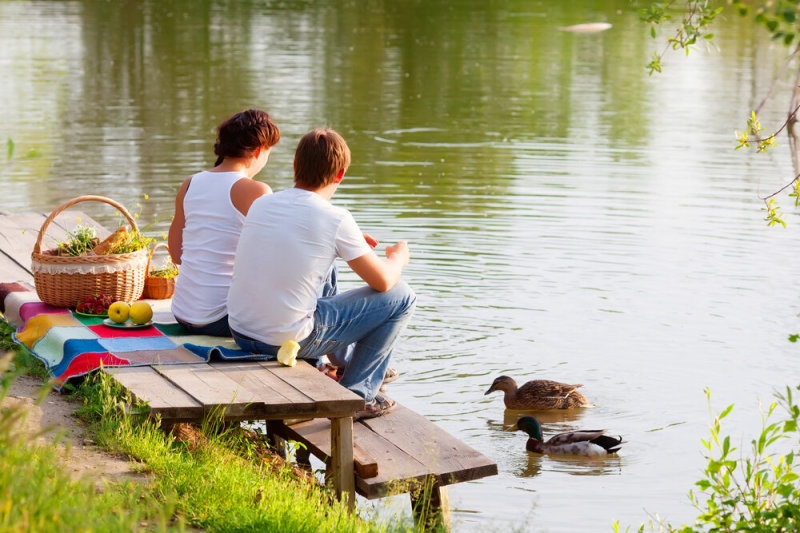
[31,195,148,308]
[142,243,176,299]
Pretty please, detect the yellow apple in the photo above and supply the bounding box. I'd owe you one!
[277,339,299,367]
[129,301,153,325]
[108,301,130,323]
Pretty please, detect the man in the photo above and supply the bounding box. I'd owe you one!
[228,128,416,419]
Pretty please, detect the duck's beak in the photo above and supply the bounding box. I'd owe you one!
[506,422,519,432]
[484,386,494,395]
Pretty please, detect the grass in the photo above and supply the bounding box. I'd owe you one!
[74,370,397,532]
[0,319,429,532]
[0,353,180,532]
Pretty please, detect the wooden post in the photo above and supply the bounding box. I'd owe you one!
[295,442,312,471]
[410,482,452,532]
[328,416,355,510]
[265,420,288,459]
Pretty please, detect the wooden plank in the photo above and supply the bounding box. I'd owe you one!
[157,364,262,418]
[281,404,497,499]
[329,416,356,510]
[259,360,364,414]
[210,362,317,417]
[361,405,498,486]
[275,419,380,479]
[106,365,203,420]
[0,213,49,275]
[0,254,32,284]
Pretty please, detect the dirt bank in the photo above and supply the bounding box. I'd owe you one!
[3,374,148,489]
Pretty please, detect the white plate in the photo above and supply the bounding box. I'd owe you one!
[102,318,154,329]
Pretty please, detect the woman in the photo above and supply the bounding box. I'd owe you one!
[168,109,280,336]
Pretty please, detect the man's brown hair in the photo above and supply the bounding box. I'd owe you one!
[294,129,351,189]
[214,109,280,164]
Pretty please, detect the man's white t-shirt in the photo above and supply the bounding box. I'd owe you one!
[227,188,372,345]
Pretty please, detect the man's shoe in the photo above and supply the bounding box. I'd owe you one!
[355,393,397,421]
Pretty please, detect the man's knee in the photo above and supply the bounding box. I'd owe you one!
[391,280,416,314]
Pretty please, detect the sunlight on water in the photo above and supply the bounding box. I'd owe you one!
[3,1,800,531]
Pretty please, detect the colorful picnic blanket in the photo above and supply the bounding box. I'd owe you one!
[0,282,267,387]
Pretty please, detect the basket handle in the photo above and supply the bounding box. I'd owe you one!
[146,242,170,273]
[33,195,140,254]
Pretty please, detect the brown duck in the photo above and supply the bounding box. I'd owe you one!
[484,375,594,410]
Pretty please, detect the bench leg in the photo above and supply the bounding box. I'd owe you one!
[328,416,355,511]
[295,443,312,471]
[265,420,287,459]
[410,483,451,532]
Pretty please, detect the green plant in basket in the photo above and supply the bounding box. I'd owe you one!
[107,227,154,254]
[56,224,99,256]
[149,256,178,279]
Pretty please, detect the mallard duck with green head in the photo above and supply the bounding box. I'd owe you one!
[510,415,625,456]
[485,375,594,410]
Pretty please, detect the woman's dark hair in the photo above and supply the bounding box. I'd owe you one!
[213,109,280,165]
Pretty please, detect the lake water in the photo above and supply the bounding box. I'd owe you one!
[3,1,800,531]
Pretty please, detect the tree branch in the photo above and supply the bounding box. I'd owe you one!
[759,172,800,202]
[754,45,800,116]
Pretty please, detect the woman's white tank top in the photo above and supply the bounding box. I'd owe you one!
[171,170,246,324]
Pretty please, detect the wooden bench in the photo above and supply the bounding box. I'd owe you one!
[106,361,364,507]
[107,362,498,530]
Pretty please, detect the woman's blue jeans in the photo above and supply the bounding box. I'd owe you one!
[176,315,231,337]
[232,274,416,402]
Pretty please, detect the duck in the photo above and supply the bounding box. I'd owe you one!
[484,375,594,410]
[510,416,625,456]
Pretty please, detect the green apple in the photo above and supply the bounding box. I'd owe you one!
[108,301,130,323]
[129,301,153,325]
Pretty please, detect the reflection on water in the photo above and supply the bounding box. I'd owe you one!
[516,453,624,479]
[486,409,591,432]
[2,1,800,531]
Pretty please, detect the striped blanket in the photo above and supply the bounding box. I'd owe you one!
[0,282,266,387]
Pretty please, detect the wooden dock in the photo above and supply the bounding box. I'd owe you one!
[0,209,498,530]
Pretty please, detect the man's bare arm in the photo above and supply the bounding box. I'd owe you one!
[347,241,410,292]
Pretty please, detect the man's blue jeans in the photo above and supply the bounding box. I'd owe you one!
[232,275,416,402]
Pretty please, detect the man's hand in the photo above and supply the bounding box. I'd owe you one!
[348,240,410,292]
[363,233,379,248]
[385,241,410,268]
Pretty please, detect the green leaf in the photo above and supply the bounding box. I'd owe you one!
[651,26,656,38]
[785,33,795,46]
[720,404,734,420]
[6,138,13,161]
[704,33,714,39]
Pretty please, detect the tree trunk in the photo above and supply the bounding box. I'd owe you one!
[787,65,800,176]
